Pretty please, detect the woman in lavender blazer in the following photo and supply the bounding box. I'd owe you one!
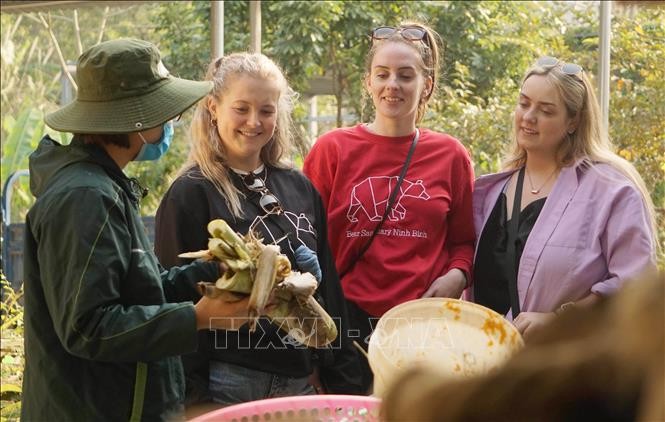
[468,57,657,341]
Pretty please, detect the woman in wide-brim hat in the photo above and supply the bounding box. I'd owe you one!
[21,38,249,422]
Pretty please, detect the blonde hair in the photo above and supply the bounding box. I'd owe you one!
[364,21,443,124]
[503,61,657,243]
[183,53,296,218]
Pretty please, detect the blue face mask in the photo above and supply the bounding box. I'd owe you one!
[134,121,174,161]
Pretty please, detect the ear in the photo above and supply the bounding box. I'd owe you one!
[425,76,434,95]
[207,97,217,116]
[364,73,372,91]
[567,114,580,134]
[422,75,434,99]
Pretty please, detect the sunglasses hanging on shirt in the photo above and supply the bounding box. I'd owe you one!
[242,171,284,215]
[239,168,307,258]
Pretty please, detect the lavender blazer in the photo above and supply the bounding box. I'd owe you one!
[466,160,656,317]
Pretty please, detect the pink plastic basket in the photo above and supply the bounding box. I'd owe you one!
[188,394,382,422]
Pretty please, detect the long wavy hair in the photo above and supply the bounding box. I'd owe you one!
[182,53,296,218]
[364,20,443,124]
[503,61,657,243]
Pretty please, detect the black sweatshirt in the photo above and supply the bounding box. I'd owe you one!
[155,164,363,394]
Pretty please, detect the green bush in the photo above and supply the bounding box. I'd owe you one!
[0,273,23,421]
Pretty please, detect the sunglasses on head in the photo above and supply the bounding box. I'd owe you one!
[371,26,430,47]
[537,56,583,76]
[242,172,284,215]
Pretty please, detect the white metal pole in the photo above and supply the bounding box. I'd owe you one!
[599,1,612,130]
[211,1,224,59]
[250,1,261,53]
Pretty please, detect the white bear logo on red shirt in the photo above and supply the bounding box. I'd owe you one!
[347,176,430,222]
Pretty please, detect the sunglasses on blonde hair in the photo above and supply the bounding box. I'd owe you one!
[371,26,430,47]
[537,56,583,76]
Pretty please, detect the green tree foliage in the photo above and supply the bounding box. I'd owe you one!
[609,7,665,253]
[153,1,213,81]
[0,272,23,421]
[609,8,664,209]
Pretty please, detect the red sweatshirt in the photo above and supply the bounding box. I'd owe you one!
[303,124,475,316]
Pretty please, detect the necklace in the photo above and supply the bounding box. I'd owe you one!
[231,165,267,187]
[525,166,558,194]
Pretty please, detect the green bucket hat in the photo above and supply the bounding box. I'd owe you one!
[45,38,213,134]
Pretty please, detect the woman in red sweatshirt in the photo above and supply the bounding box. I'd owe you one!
[303,21,475,392]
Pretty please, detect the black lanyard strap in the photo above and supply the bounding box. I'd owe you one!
[506,167,525,317]
[338,128,420,279]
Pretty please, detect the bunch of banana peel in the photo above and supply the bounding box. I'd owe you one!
[179,219,338,348]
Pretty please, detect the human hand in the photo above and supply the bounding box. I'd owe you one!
[422,269,467,299]
[512,311,556,341]
[194,293,250,331]
[217,261,228,276]
[295,244,322,283]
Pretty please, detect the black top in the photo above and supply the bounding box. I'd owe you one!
[155,164,362,394]
[473,192,546,315]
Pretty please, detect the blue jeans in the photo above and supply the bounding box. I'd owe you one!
[209,360,315,406]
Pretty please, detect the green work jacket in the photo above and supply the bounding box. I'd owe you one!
[21,136,219,421]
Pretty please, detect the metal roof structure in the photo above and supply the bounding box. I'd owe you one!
[0,1,150,13]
